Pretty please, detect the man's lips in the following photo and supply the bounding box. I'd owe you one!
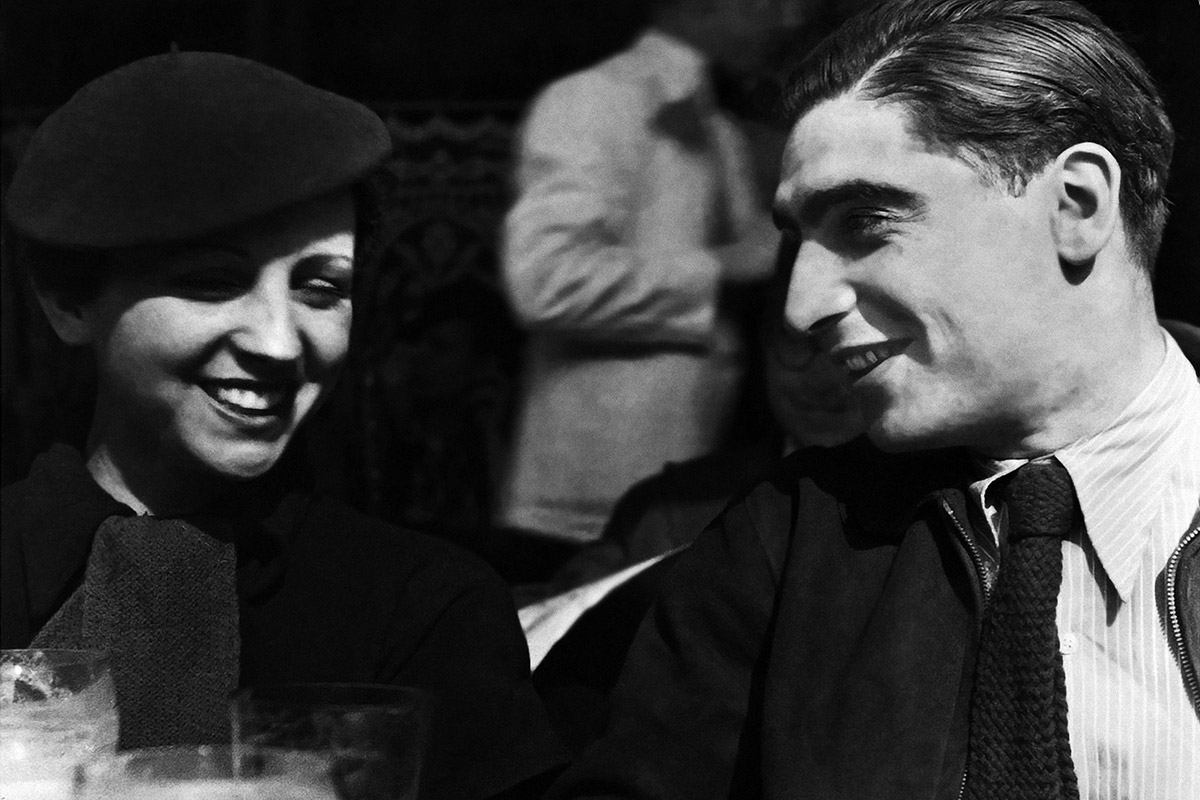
[830,340,910,379]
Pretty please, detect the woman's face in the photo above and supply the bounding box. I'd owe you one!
[78,191,356,500]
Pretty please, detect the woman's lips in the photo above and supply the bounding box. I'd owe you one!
[201,381,292,417]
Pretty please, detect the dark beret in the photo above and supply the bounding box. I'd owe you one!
[4,51,392,249]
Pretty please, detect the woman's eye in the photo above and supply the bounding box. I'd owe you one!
[173,271,247,301]
[294,277,350,309]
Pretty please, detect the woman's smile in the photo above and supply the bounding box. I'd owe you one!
[201,380,295,418]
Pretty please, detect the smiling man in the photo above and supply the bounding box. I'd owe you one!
[547,1,1199,799]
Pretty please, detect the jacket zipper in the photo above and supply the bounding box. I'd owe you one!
[940,497,994,606]
[1164,523,1200,713]
[940,498,990,800]
[949,509,1200,800]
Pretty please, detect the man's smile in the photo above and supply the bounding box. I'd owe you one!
[831,340,911,379]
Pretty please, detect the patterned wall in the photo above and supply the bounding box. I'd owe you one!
[337,108,527,552]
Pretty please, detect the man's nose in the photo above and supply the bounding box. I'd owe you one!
[232,286,303,362]
[784,240,856,335]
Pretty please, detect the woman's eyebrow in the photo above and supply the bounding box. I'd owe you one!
[295,252,354,271]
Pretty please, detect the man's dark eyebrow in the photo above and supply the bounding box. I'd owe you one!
[775,180,926,230]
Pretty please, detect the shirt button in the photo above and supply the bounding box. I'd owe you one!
[1060,632,1078,656]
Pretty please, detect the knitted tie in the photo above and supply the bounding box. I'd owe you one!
[32,515,240,748]
[965,458,1080,800]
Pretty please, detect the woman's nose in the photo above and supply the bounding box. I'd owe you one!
[231,286,303,363]
[784,240,856,334]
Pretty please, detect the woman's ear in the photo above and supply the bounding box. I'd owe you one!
[1050,142,1121,266]
[33,284,95,346]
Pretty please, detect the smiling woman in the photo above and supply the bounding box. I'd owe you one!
[57,193,358,513]
[0,52,566,800]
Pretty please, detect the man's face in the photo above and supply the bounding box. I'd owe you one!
[80,191,356,487]
[773,95,1072,456]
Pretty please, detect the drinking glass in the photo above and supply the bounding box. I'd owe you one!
[231,684,429,800]
[0,648,119,799]
[81,744,337,799]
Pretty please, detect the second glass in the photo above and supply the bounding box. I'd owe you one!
[231,684,429,800]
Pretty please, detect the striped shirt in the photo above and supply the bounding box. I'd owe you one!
[971,329,1200,800]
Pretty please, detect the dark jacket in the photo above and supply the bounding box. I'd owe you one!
[547,437,1200,800]
[1,445,568,800]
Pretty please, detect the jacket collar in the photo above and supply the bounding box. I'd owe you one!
[15,443,312,630]
[797,437,973,539]
[1172,506,1200,710]
[19,444,134,628]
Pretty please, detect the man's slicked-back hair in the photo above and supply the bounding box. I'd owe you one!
[780,0,1174,272]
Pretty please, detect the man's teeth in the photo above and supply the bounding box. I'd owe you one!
[213,386,285,411]
[844,350,883,372]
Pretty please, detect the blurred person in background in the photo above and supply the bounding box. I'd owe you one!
[536,238,864,595]
[495,0,811,581]
[0,52,565,800]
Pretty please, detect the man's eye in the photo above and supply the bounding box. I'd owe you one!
[843,209,895,236]
[837,208,899,250]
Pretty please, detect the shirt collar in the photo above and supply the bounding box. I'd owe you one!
[1056,331,1200,600]
[636,27,711,103]
[968,457,1025,543]
[970,330,1200,601]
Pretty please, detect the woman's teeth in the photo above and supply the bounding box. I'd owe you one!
[212,385,286,412]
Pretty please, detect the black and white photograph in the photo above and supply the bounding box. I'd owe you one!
[2,1,1198,798]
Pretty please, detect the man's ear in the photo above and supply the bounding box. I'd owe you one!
[1050,142,1121,266]
[33,284,95,346]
